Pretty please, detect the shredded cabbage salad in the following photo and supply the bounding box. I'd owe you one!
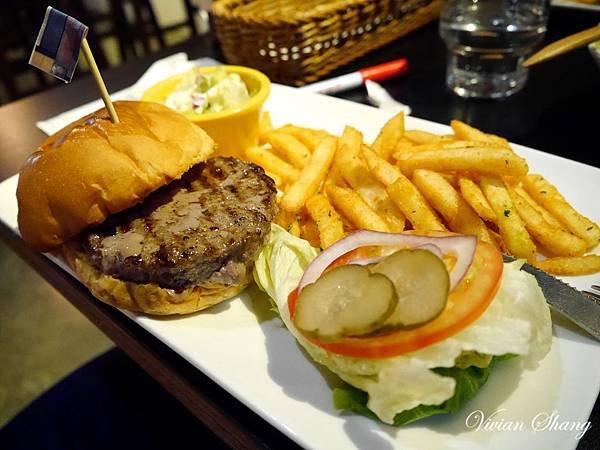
[164,67,250,114]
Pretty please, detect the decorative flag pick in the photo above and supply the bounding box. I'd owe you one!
[29,6,119,123]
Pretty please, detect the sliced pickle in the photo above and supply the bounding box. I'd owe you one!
[293,265,397,341]
[371,249,449,328]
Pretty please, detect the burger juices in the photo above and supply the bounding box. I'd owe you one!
[17,101,278,315]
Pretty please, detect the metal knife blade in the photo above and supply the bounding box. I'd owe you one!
[503,255,600,341]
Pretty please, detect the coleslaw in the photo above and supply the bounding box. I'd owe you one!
[164,67,250,114]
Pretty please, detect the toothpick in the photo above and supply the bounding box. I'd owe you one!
[80,38,119,123]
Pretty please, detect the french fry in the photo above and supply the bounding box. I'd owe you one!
[333,204,356,233]
[387,177,446,232]
[326,184,390,232]
[523,174,600,248]
[280,136,337,212]
[441,173,458,187]
[394,138,415,154]
[288,218,301,237]
[325,126,355,192]
[405,143,446,153]
[451,120,510,148]
[405,143,450,153]
[509,188,587,256]
[306,194,345,248]
[451,120,490,142]
[484,134,510,148]
[338,127,405,231]
[443,140,503,149]
[324,158,347,190]
[265,132,311,168]
[246,146,299,182]
[362,145,403,187]
[367,142,455,194]
[277,124,329,150]
[323,137,349,196]
[297,212,321,248]
[258,111,273,144]
[488,228,507,253]
[413,170,494,245]
[274,210,295,230]
[372,112,405,159]
[480,177,536,261]
[458,177,497,223]
[409,140,506,153]
[511,185,564,229]
[373,200,405,232]
[337,126,363,159]
[404,130,445,145]
[394,148,529,177]
[534,255,600,276]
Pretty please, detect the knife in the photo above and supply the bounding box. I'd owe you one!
[503,255,600,341]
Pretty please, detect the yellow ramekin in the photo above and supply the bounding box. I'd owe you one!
[141,65,270,159]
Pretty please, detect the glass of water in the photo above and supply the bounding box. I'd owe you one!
[440,0,549,99]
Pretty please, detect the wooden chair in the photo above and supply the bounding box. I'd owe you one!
[103,0,200,62]
[0,0,108,103]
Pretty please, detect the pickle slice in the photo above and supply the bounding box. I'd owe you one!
[293,265,397,341]
[371,249,449,328]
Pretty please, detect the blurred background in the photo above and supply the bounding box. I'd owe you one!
[0,0,212,106]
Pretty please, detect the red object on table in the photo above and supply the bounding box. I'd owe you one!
[359,58,410,82]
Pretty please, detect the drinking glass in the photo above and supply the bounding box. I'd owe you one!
[439,0,549,99]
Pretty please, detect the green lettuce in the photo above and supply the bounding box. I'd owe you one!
[333,354,517,425]
[253,223,319,314]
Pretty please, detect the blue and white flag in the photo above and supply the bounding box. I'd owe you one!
[29,7,88,83]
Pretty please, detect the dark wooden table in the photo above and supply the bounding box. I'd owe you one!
[0,6,598,449]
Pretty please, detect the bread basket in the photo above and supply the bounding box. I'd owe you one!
[211,0,443,85]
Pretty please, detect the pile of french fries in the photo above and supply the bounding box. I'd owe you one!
[247,111,600,276]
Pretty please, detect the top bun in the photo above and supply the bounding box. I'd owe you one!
[17,101,214,251]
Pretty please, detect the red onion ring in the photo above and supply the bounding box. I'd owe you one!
[298,231,476,293]
[348,244,443,267]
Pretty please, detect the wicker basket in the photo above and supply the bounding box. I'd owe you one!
[211,0,443,86]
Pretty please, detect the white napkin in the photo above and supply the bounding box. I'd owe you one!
[36,53,222,136]
[365,80,412,116]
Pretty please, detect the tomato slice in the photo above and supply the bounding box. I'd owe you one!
[288,239,503,359]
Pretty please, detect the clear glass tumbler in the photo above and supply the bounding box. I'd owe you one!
[440,0,549,99]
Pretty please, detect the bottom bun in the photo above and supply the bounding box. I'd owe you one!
[63,243,251,315]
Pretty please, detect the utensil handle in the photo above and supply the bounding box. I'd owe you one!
[524,25,600,67]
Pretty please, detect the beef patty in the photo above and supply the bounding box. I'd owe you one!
[80,157,277,291]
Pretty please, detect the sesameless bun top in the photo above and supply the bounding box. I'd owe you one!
[17,101,214,251]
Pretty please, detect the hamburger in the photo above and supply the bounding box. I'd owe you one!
[17,101,278,315]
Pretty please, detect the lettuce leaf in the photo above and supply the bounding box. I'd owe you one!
[253,223,319,313]
[333,354,518,425]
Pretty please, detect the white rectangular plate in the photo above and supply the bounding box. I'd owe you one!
[1,84,599,450]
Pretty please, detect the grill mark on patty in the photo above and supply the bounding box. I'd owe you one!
[80,157,277,291]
